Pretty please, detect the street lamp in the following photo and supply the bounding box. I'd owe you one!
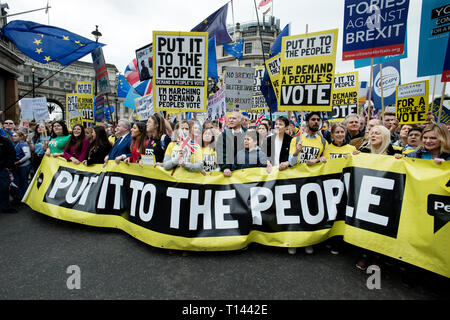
[31,66,35,98]
[91,25,102,96]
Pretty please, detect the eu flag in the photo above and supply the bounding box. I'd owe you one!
[191,4,232,45]
[117,74,131,98]
[260,24,290,113]
[223,39,243,59]
[0,20,104,66]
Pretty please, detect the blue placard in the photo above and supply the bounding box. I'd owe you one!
[343,0,409,61]
[371,60,401,110]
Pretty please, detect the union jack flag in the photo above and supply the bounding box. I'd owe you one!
[177,132,198,154]
[255,112,265,125]
[124,58,152,96]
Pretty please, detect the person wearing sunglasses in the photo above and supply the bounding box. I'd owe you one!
[0,120,16,141]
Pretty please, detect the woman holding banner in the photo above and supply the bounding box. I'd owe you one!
[29,123,50,172]
[323,123,356,160]
[63,124,91,164]
[124,122,148,164]
[163,122,203,172]
[139,114,171,167]
[45,120,70,158]
[263,116,292,171]
[83,126,112,165]
[401,127,422,154]
[201,128,217,173]
[355,125,398,156]
[405,123,450,163]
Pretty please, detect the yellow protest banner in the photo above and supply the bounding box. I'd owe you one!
[396,80,429,125]
[65,93,82,131]
[330,71,359,122]
[265,54,281,103]
[76,81,94,124]
[279,29,338,111]
[152,31,208,113]
[24,155,450,278]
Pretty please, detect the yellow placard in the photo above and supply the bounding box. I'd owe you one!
[152,31,208,113]
[65,93,82,131]
[331,71,359,121]
[396,80,429,124]
[279,29,338,111]
[265,54,281,103]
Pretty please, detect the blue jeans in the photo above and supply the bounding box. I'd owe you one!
[0,168,11,210]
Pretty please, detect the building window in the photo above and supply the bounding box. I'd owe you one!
[23,76,29,83]
[263,42,271,54]
[223,46,228,57]
[245,63,251,67]
[245,42,252,54]
[59,81,64,89]
[49,80,54,87]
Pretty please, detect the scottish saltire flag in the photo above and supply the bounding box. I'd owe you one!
[223,39,243,59]
[124,59,152,96]
[0,20,104,66]
[117,74,131,98]
[261,24,290,113]
[191,3,232,45]
[208,37,218,81]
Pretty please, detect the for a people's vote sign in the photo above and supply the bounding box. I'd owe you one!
[279,29,338,111]
[396,80,429,125]
[152,31,208,113]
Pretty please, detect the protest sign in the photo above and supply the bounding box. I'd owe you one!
[342,0,409,61]
[153,31,208,113]
[252,66,269,112]
[92,47,110,95]
[396,80,429,124]
[442,35,450,82]
[279,28,338,111]
[330,71,359,121]
[372,60,401,110]
[76,81,94,124]
[136,43,153,82]
[94,95,105,123]
[20,97,49,121]
[206,86,226,120]
[66,94,82,130]
[224,66,255,110]
[135,94,154,121]
[19,98,37,120]
[265,54,281,102]
[418,1,450,77]
[26,155,450,278]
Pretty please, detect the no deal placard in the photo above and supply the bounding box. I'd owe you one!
[279,29,338,111]
[153,31,208,113]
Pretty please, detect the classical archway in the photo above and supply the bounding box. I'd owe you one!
[47,98,64,121]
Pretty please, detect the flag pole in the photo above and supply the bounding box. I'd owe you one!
[366,57,374,125]
[253,0,273,122]
[438,81,447,123]
[430,75,437,113]
[380,63,385,123]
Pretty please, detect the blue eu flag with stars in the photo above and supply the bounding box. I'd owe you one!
[0,20,104,66]
[223,39,243,59]
[117,74,131,98]
[191,4,232,45]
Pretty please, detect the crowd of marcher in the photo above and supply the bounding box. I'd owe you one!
[0,109,449,284]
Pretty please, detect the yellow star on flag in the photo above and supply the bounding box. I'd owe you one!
[33,39,42,45]
[63,36,70,41]
[44,56,52,62]
[35,48,43,54]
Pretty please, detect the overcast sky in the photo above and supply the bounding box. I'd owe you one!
[6,0,449,99]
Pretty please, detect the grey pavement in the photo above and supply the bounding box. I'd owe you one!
[0,204,448,300]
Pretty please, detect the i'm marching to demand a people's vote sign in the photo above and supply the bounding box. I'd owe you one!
[342,0,409,61]
[330,71,359,121]
[152,31,208,113]
[396,80,429,125]
[279,29,338,111]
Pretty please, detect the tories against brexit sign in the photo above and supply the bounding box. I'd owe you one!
[279,29,338,111]
[343,0,409,60]
[153,31,208,112]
